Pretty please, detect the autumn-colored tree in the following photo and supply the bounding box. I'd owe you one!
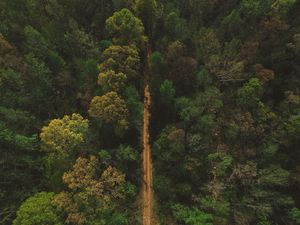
[53,156,127,225]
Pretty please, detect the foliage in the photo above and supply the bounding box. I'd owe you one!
[98,70,127,92]
[89,92,129,130]
[13,192,62,225]
[290,208,300,224]
[53,156,128,225]
[40,113,88,155]
[287,112,300,139]
[237,78,263,108]
[105,8,146,45]
[99,45,140,79]
[172,204,213,225]
[160,80,175,104]
[2,0,300,224]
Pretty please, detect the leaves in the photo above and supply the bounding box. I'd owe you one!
[54,156,127,225]
[89,92,129,129]
[40,113,88,154]
[105,8,146,45]
[172,204,213,225]
[13,192,62,225]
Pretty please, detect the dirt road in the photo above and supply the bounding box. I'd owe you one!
[142,47,154,225]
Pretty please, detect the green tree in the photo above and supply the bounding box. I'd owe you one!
[237,78,263,108]
[160,79,175,104]
[13,192,62,225]
[172,204,213,225]
[134,0,159,37]
[176,87,223,130]
[290,208,300,224]
[287,112,300,140]
[23,25,49,59]
[105,8,146,45]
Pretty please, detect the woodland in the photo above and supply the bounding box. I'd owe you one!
[1,0,300,225]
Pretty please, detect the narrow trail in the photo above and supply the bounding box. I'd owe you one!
[142,46,154,225]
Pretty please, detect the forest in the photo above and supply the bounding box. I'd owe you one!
[1,0,300,224]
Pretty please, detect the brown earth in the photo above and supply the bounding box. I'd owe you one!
[142,46,154,225]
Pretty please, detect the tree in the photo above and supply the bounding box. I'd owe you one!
[99,45,140,80]
[237,78,263,108]
[112,0,134,10]
[13,192,62,225]
[23,25,49,59]
[194,28,221,63]
[164,11,189,40]
[40,113,89,187]
[172,204,213,225]
[53,156,128,225]
[105,8,146,45]
[40,113,88,155]
[134,0,159,37]
[89,92,129,130]
[24,53,54,117]
[160,79,175,104]
[287,112,300,140]
[290,208,300,224]
[176,86,223,130]
[240,0,273,18]
[98,70,127,92]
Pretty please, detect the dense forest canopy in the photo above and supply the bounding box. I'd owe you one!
[1,0,300,224]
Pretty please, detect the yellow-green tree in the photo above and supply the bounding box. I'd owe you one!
[40,113,88,155]
[89,92,129,130]
[99,45,140,79]
[105,8,146,45]
[98,70,127,92]
[40,113,89,188]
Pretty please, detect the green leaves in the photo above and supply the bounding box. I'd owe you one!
[106,9,146,45]
[287,112,300,139]
[160,80,175,104]
[176,86,223,128]
[172,204,213,225]
[258,165,290,187]
[23,25,49,59]
[237,78,263,108]
[290,208,300,224]
[208,152,233,177]
[13,192,62,225]
[240,0,273,17]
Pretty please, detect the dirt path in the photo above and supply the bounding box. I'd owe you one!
[142,47,154,225]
